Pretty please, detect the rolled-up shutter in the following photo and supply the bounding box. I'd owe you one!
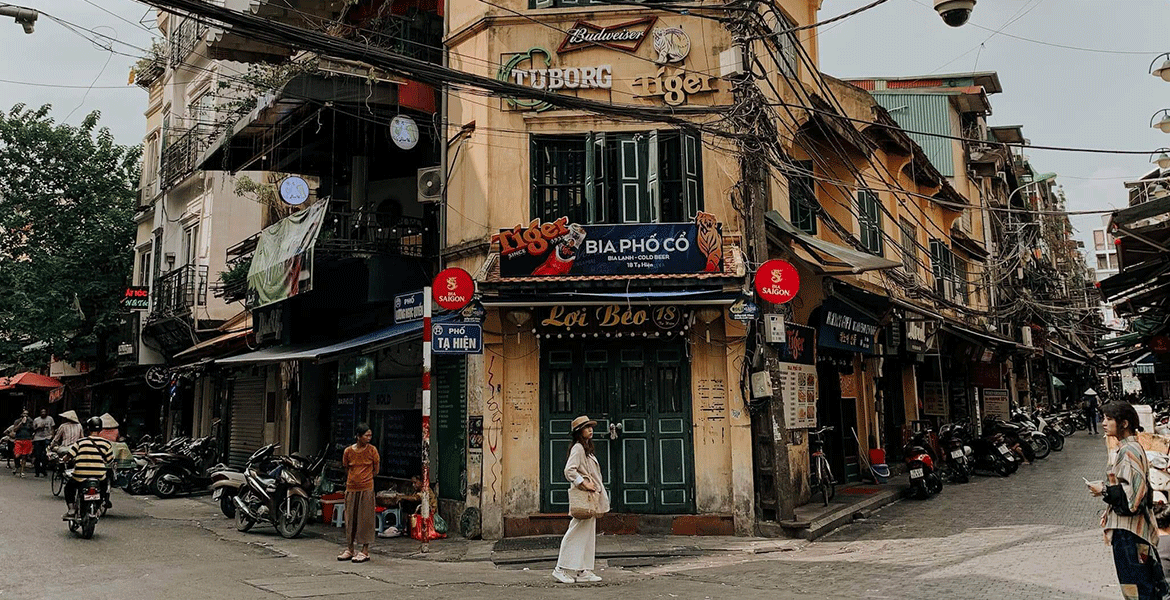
[228,375,266,469]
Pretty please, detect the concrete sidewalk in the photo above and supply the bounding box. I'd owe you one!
[773,475,909,540]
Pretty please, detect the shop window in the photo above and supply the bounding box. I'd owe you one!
[857,189,883,256]
[531,131,702,225]
[788,160,816,234]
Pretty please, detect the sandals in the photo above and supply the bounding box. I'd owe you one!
[351,552,370,563]
[337,550,354,561]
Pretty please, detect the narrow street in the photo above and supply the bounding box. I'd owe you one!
[0,433,1121,599]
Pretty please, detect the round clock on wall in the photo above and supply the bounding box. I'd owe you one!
[279,176,310,206]
[390,115,420,150]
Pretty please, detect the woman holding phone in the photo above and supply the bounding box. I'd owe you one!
[1087,401,1167,600]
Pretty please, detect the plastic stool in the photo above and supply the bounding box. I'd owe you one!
[381,507,402,531]
[332,502,345,528]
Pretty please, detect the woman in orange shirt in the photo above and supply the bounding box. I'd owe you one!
[338,423,380,563]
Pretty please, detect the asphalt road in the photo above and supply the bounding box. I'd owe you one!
[0,432,1122,599]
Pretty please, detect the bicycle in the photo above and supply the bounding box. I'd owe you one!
[808,425,837,506]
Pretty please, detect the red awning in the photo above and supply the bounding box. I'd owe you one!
[0,372,64,391]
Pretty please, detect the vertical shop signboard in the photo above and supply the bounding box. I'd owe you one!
[923,382,947,417]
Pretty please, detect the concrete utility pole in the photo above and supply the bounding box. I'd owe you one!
[727,6,796,524]
[0,4,37,33]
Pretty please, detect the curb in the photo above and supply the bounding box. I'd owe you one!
[780,486,905,541]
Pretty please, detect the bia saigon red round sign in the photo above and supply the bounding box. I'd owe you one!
[433,267,475,310]
[754,260,799,304]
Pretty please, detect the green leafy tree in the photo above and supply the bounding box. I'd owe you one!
[0,104,141,369]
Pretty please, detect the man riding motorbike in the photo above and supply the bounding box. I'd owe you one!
[63,417,113,520]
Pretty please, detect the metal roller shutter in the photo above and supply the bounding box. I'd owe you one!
[228,375,266,469]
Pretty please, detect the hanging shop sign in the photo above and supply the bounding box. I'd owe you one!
[123,286,149,310]
[754,260,799,304]
[278,176,310,206]
[778,323,815,365]
[495,212,723,278]
[904,315,928,354]
[390,115,419,151]
[432,323,483,355]
[632,67,718,106]
[817,297,878,355]
[983,388,1011,420]
[728,294,759,322]
[458,298,486,323]
[923,382,947,417]
[255,303,285,343]
[535,305,689,338]
[651,27,691,64]
[557,17,657,54]
[394,290,425,324]
[433,268,475,311]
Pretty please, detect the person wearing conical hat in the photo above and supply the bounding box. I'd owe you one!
[50,410,83,451]
[1083,388,1100,435]
[96,413,119,443]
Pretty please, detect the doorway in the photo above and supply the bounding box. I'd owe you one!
[540,341,694,514]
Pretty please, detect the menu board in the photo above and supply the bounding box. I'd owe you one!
[923,382,947,417]
[372,409,422,479]
[983,388,1011,421]
[331,393,368,460]
[778,362,817,429]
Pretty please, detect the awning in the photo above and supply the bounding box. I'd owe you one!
[215,317,445,365]
[1111,195,1170,229]
[1134,353,1156,374]
[1098,258,1170,301]
[483,289,740,306]
[887,296,1021,350]
[248,201,328,309]
[0,372,64,391]
[765,211,902,274]
[172,328,251,360]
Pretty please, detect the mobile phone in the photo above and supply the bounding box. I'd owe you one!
[1083,477,1093,486]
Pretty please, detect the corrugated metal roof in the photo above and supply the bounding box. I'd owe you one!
[871,94,955,177]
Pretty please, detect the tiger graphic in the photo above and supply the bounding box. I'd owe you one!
[695,211,722,272]
[652,27,690,65]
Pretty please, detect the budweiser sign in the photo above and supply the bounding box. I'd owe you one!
[557,17,657,54]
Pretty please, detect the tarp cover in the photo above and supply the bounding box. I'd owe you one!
[247,201,328,308]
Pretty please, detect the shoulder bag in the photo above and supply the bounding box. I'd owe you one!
[568,477,601,519]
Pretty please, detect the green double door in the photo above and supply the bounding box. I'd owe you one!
[541,341,695,514]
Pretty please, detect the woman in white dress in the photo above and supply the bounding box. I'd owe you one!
[553,415,610,584]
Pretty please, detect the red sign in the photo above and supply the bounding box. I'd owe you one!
[755,260,799,304]
[433,268,475,311]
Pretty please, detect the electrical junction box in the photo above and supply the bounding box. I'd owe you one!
[762,314,786,344]
[750,371,773,399]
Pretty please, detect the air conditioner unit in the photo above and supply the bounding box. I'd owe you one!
[417,167,444,203]
[1021,326,1033,347]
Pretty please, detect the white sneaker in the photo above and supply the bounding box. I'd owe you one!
[576,570,602,582]
[551,568,575,584]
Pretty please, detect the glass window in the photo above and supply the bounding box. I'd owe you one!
[182,224,199,267]
[954,258,969,305]
[138,249,153,287]
[857,189,883,255]
[531,131,703,225]
[188,91,213,126]
[1097,255,1109,270]
[789,161,816,234]
[1108,253,1118,270]
[1093,230,1106,250]
[930,238,955,301]
[774,11,799,79]
[899,218,917,275]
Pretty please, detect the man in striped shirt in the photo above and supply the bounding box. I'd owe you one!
[63,417,113,519]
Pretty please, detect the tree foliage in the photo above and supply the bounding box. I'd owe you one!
[0,104,141,368]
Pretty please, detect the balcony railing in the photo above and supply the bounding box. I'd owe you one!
[160,124,216,190]
[151,264,208,318]
[317,210,427,258]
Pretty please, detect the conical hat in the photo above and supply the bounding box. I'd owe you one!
[58,410,79,423]
[1084,389,1098,396]
[99,413,119,428]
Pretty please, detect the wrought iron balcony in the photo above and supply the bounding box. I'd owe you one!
[318,210,427,258]
[160,124,216,190]
[151,264,208,319]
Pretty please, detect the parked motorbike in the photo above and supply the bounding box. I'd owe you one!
[937,423,972,484]
[960,421,1015,476]
[210,443,280,519]
[1148,451,1170,505]
[986,418,1043,463]
[903,428,943,499]
[234,445,328,538]
[138,436,219,498]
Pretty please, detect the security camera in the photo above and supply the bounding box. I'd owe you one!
[934,0,975,27]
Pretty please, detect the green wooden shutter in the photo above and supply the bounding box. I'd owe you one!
[682,131,702,218]
[618,133,649,223]
[648,130,661,222]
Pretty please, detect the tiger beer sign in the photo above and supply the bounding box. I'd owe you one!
[755,260,799,304]
[494,213,725,278]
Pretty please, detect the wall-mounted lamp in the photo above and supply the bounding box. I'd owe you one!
[505,309,531,344]
[1151,109,1170,134]
[694,308,721,343]
[1151,53,1170,82]
[164,252,176,269]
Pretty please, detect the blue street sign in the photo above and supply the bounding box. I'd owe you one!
[432,323,483,355]
[394,291,425,323]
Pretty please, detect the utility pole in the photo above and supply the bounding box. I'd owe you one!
[727,4,795,524]
[0,4,36,33]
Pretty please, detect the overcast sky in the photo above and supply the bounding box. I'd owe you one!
[0,0,1164,261]
[818,0,1170,260]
